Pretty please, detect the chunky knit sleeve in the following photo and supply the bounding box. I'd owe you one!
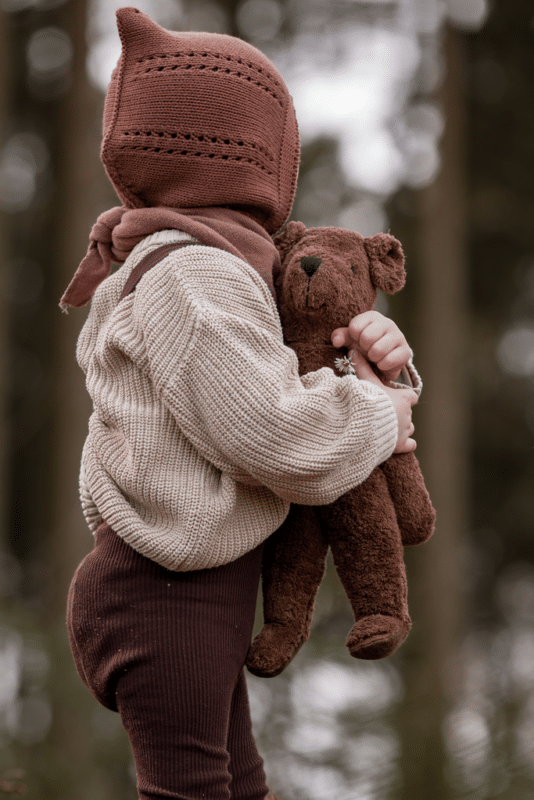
[131,245,398,505]
[79,459,103,533]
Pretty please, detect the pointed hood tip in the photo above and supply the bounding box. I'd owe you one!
[116,6,141,19]
[115,7,154,47]
[115,6,154,32]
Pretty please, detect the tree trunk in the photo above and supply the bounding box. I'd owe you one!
[48,0,100,614]
[398,23,469,799]
[46,2,135,798]
[0,7,11,553]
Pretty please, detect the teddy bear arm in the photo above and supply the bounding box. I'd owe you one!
[246,504,327,678]
[380,452,436,545]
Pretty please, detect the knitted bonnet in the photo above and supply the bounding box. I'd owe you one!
[59,8,301,310]
[102,7,300,233]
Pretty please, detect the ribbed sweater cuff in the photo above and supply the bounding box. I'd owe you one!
[388,358,422,396]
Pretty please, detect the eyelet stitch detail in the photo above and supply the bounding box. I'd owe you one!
[133,51,283,106]
[118,142,275,175]
[119,130,275,165]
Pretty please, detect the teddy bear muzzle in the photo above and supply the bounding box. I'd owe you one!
[300,255,322,276]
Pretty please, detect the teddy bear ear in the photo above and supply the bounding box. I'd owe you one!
[364,233,406,294]
[274,220,307,261]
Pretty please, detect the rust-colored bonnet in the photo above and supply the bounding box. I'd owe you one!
[101,7,300,234]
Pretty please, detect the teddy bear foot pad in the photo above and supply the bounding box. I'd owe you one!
[246,622,309,678]
[346,614,411,660]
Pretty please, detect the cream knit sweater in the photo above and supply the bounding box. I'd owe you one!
[77,228,403,571]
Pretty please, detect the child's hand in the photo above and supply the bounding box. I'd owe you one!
[347,351,418,454]
[331,311,412,383]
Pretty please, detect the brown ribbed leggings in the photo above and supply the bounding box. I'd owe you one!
[67,524,268,800]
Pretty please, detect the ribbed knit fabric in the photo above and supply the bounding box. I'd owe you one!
[102,8,299,233]
[67,524,268,800]
[60,6,300,311]
[60,205,282,310]
[76,228,399,571]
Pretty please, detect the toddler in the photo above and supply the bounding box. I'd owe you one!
[63,7,418,799]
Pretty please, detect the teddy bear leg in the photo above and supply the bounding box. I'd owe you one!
[246,504,328,678]
[321,468,411,660]
[380,452,436,545]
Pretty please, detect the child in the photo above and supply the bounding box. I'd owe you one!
[62,8,418,800]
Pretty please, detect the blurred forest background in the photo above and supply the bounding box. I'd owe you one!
[1,0,534,798]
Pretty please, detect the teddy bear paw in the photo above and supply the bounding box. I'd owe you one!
[346,614,411,660]
[246,623,307,678]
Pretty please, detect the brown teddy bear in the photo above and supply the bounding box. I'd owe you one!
[246,221,436,678]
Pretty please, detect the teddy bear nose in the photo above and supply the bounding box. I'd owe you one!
[300,256,322,276]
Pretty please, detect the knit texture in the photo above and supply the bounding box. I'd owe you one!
[67,524,268,799]
[60,205,281,309]
[61,7,299,311]
[77,229,399,572]
[103,8,299,233]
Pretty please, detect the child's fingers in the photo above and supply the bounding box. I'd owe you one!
[393,414,417,453]
[352,323,388,354]
[331,327,350,349]
[332,314,412,383]
[365,332,406,363]
[374,343,413,376]
[347,310,384,341]
[348,315,406,360]
[332,313,381,350]
[395,437,417,454]
[352,357,381,383]
[332,322,390,356]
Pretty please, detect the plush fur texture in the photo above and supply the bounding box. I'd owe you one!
[246,222,436,678]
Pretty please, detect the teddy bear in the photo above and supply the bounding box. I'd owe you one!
[245,221,436,678]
